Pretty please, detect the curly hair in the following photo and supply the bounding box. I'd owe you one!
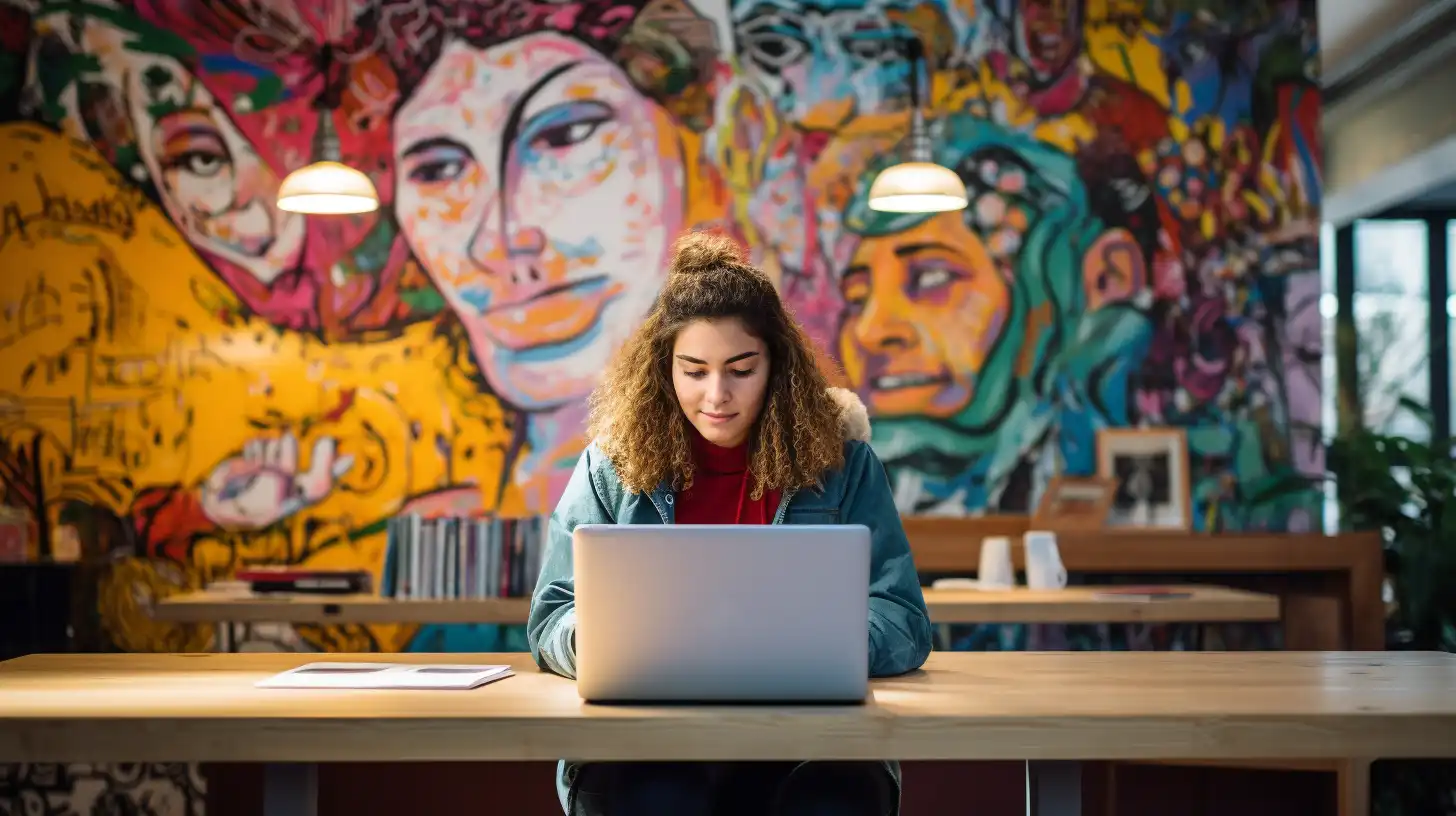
[589,231,846,497]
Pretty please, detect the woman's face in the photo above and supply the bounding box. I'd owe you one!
[837,213,1011,419]
[127,56,305,285]
[672,318,771,449]
[394,33,685,411]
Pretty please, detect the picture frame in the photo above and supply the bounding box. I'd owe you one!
[1031,475,1118,530]
[1095,427,1192,531]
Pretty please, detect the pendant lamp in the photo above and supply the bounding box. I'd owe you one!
[866,38,967,214]
[277,38,379,215]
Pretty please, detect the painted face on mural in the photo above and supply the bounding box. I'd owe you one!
[733,0,921,134]
[394,33,683,411]
[838,213,1010,419]
[1007,0,1083,83]
[125,57,305,285]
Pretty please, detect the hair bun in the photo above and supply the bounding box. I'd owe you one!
[668,231,746,276]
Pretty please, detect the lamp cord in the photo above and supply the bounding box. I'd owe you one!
[310,1,348,163]
[903,36,930,164]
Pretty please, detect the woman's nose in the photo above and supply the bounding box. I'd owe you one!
[468,219,549,284]
[853,291,917,353]
[706,374,732,405]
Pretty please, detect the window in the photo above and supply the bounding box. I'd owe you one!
[1448,220,1456,434]
[1319,223,1338,533]
[1353,220,1430,441]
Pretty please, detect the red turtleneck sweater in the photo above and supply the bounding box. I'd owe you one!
[675,427,782,525]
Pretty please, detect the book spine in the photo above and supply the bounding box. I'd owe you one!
[381,517,398,598]
[405,514,419,600]
[463,520,476,599]
[511,519,524,597]
[445,515,457,600]
[476,519,489,599]
[423,518,437,600]
[487,519,500,598]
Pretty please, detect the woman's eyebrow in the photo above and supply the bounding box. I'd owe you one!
[674,351,760,365]
[400,136,464,158]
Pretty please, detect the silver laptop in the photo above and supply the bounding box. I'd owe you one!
[572,523,871,703]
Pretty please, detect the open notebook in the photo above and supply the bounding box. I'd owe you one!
[256,662,514,690]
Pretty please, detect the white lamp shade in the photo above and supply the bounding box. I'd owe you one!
[866,161,968,213]
[277,161,380,215]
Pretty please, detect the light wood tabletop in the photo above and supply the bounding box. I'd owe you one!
[3,651,1453,764]
[149,584,1278,626]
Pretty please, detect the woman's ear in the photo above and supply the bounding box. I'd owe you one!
[1082,227,1147,311]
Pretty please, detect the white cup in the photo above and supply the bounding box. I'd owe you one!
[977,536,1015,589]
[1023,530,1068,590]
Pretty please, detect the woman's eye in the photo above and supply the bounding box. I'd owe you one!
[401,140,474,185]
[731,369,756,378]
[176,151,227,177]
[684,370,707,379]
[530,116,608,150]
[408,157,468,184]
[913,266,956,292]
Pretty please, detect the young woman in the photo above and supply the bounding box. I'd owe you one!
[528,232,934,816]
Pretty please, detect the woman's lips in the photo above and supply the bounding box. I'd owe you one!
[477,276,623,351]
[868,372,952,391]
[701,411,738,424]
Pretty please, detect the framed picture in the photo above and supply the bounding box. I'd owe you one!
[1032,475,1118,529]
[1095,427,1192,530]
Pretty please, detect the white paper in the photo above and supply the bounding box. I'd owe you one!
[256,662,514,690]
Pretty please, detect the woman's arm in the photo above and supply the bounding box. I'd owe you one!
[527,445,616,678]
[840,443,935,677]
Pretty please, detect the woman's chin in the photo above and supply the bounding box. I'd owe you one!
[694,423,748,448]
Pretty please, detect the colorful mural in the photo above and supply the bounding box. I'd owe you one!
[0,0,1320,810]
[0,0,1320,647]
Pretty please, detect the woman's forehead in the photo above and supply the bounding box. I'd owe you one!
[673,318,765,354]
[420,33,603,92]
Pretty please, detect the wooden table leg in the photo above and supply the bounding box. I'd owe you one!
[1028,760,1081,816]
[264,763,317,816]
[216,620,236,653]
[1339,758,1372,816]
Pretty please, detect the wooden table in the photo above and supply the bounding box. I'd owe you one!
[3,651,1453,816]
[151,584,1279,651]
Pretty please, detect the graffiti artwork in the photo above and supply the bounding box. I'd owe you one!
[1,0,1319,809]
[1,0,1318,667]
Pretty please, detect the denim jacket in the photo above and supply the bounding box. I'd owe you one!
[527,388,934,811]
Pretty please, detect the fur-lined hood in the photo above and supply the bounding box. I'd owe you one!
[828,386,872,443]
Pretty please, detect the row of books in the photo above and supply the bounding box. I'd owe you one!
[381,515,547,600]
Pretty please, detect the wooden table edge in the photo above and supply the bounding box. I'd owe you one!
[2,715,1451,764]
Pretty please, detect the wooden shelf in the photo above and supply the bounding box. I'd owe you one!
[151,584,1277,626]
[151,592,532,625]
[925,585,1278,624]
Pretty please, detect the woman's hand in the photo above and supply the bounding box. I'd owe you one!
[200,433,354,529]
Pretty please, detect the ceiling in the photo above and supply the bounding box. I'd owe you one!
[1318,0,1432,78]
[1396,177,1456,210]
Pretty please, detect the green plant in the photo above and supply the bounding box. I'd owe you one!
[1326,398,1456,653]
[1321,401,1456,816]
